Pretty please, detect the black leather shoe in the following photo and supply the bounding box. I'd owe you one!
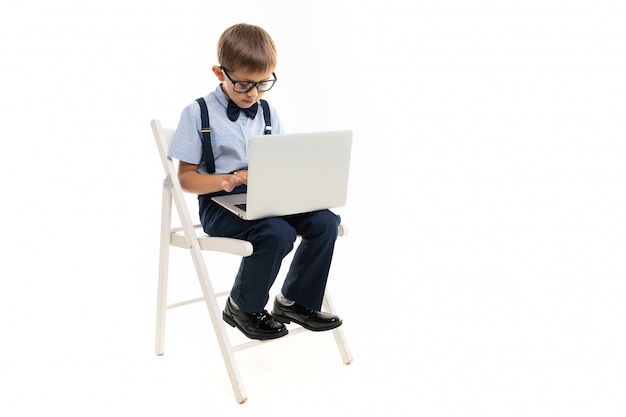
[223,298,288,340]
[272,298,343,332]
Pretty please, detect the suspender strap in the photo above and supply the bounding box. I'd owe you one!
[195,97,272,174]
[259,99,272,135]
[195,97,216,174]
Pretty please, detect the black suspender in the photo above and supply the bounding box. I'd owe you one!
[259,100,272,135]
[195,97,272,174]
[196,97,215,174]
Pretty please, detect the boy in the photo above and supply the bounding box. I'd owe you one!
[168,23,343,340]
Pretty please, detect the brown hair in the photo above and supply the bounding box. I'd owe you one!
[217,23,277,73]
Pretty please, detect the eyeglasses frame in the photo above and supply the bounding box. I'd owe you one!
[221,67,277,93]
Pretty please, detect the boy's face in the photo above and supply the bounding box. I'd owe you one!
[212,66,276,109]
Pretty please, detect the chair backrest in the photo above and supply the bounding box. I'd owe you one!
[151,120,178,180]
[151,119,203,244]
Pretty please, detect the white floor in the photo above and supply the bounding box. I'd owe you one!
[2,208,625,416]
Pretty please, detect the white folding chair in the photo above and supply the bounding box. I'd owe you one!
[150,119,353,404]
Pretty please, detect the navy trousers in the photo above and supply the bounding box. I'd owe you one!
[199,191,341,313]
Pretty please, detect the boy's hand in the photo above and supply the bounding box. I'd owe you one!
[221,171,248,192]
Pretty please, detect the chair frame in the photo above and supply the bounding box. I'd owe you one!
[151,119,352,404]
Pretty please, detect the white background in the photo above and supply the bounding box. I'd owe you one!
[1,0,625,415]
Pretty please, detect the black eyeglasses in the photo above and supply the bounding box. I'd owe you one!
[221,67,277,93]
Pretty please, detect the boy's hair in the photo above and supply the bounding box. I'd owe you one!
[217,23,277,74]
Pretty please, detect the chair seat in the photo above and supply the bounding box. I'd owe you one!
[170,225,254,256]
[170,224,348,257]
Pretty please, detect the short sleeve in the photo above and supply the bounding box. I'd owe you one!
[168,102,202,164]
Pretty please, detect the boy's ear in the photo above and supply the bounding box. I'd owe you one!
[212,65,225,81]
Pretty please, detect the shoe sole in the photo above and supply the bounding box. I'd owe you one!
[222,312,288,341]
[272,312,343,332]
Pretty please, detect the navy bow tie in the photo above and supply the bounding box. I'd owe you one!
[227,100,258,121]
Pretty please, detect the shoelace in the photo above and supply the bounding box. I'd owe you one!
[251,310,272,324]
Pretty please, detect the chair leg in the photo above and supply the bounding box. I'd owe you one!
[188,244,248,404]
[155,187,173,356]
[323,293,353,365]
[155,244,170,356]
[203,293,248,403]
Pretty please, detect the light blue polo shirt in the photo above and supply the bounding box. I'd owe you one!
[168,85,284,175]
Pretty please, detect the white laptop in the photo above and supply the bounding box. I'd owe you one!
[211,130,352,220]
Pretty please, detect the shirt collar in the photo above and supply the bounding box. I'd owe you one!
[215,84,229,109]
